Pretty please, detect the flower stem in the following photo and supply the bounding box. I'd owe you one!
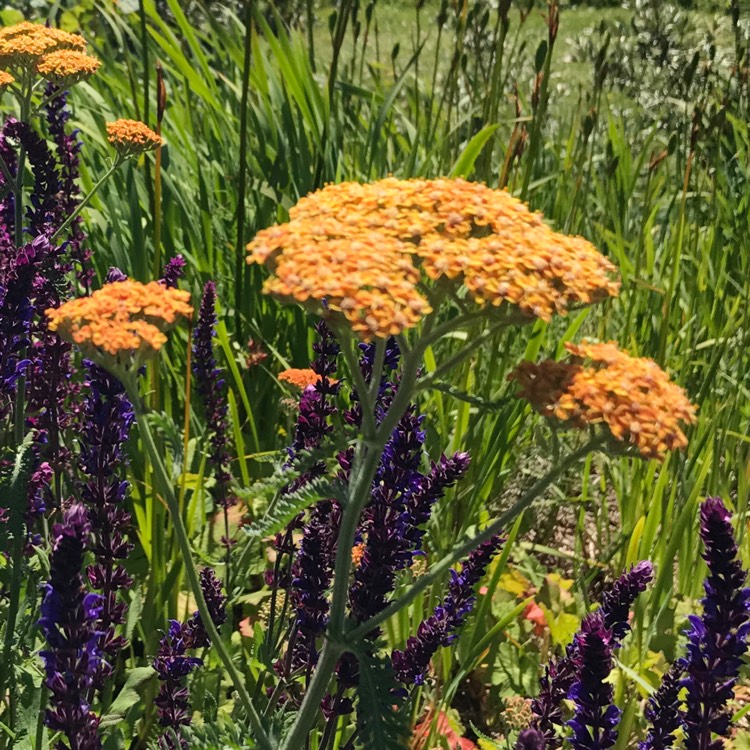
[50,158,122,243]
[126,383,274,750]
[348,435,604,641]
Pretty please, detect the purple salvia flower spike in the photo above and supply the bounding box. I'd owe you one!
[192,281,234,509]
[38,504,103,750]
[392,535,503,685]
[44,85,94,290]
[681,497,750,749]
[160,255,186,288]
[78,362,135,686]
[530,561,653,746]
[639,663,683,750]
[153,568,226,748]
[567,613,620,750]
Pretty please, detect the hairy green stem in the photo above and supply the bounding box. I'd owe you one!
[126,382,274,750]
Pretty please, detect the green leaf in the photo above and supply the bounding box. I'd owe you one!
[99,667,156,728]
[450,124,500,179]
[355,650,410,750]
[241,472,332,540]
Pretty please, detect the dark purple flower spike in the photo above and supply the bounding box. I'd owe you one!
[531,561,653,746]
[153,569,227,749]
[392,535,503,685]
[567,613,620,750]
[681,497,750,750]
[38,505,103,750]
[639,663,683,750]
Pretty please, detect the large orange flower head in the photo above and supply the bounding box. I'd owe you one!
[106,119,164,157]
[247,178,620,340]
[0,22,86,69]
[46,280,193,373]
[510,341,697,460]
[36,49,100,86]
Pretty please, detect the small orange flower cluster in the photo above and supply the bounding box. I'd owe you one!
[0,22,86,69]
[510,341,697,460]
[0,70,13,90]
[247,178,620,339]
[106,119,164,157]
[46,280,192,368]
[36,49,100,86]
[278,368,323,390]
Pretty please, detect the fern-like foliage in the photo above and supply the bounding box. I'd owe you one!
[356,648,412,750]
[239,450,342,540]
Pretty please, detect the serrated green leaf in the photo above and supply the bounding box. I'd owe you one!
[355,650,410,750]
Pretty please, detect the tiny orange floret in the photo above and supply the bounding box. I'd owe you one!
[278,368,323,390]
[37,49,100,85]
[46,280,192,366]
[247,178,620,340]
[509,341,697,460]
[106,119,164,156]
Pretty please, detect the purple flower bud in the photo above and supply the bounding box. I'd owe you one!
[160,255,186,289]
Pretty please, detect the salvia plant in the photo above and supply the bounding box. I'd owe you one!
[0,15,746,750]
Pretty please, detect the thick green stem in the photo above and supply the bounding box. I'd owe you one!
[126,384,273,750]
[348,435,604,641]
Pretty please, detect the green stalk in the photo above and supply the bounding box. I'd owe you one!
[50,159,122,243]
[347,435,604,641]
[125,382,274,750]
[235,0,253,334]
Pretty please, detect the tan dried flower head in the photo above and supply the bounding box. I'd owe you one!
[46,280,192,370]
[37,49,100,86]
[0,22,86,68]
[509,341,697,460]
[0,70,13,90]
[106,119,164,157]
[247,178,620,340]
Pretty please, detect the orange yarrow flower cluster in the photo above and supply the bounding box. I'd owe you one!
[36,49,100,86]
[0,70,13,90]
[278,368,324,390]
[106,119,163,157]
[0,22,86,69]
[247,178,620,340]
[46,280,192,371]
[510,341,697,460]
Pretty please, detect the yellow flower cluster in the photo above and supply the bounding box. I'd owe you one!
[36,49,100,86]
[46,280,192,369]
[278,368,323,390]
[0,22,86,68]
[247,178,620,339]
[510,341,697,460]
[106,119,164,157]
[0,70,13,90]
